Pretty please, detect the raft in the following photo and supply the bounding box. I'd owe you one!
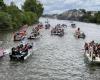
[28,32,40,40]
[85,52,100,63]
[71,24,76,28]
[74,33,86,39]
[9,44,33,61]
[14,36,25,41]
[28,35,40,39]
[13,32,26,41]
[45,24,50,29]
[51,32,64,36]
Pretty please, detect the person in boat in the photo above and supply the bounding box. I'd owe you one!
[75,28,81,37]
[11,47,16,55]
[88,41,96,58]
[14,35,16,40]
[97,44,100,57]
[16,46,21,55]
[19,44,24,51]
[23,44,29,53]
[84,42,89,54]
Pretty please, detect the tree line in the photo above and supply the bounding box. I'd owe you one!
[0,0,44,30]
[79,9,100,24]
[57,9,100,24]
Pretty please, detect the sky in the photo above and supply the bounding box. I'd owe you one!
[4,0,100,14]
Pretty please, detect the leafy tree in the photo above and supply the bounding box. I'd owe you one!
[0,0,43,30]
[0,12,12,30]
[5,2,22,28]
[0,0,6,11]
[95,12,100,23]
[23,0,44,17]
[22,12,38,25]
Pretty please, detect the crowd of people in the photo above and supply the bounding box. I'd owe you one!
[84,41,100,60]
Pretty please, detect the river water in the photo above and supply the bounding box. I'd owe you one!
[0,18,100,80]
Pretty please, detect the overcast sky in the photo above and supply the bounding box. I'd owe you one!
[4,0,100,14]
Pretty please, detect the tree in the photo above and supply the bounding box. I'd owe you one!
[79,9,86,14]
[23,0,44,18]
[95,12,100,23]
[0,0,44,30]
[0,12,12,30]
[0,0,6,11]
[22,12,38,25]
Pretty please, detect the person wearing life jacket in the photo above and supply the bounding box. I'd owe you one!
[23,44,29,53]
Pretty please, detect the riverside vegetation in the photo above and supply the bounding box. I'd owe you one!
[57,9,100,24]
[0,0,43,30]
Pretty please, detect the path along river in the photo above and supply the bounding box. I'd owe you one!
[0,18,100,80]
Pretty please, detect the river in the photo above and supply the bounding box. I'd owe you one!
[0,18,100,80]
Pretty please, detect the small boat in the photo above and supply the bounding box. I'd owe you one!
[37,23,43,29]
[14,35,25,41]
[85,52,100,63]
[51,28,64,37]
[74,32,86,39]
[13,32,26,41]
[51,32,64,36]
[71,23,76,28]
[61,24,67,28]
[28,31,40,39]
[45,24,50,29]
[9,43,33,61]
[28,35,40,39]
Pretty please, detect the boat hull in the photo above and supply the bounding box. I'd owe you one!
[85,53,100,63]
[9,49,33,61]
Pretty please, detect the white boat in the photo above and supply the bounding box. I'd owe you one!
[71,23,76,28]
[74,32,86,39]
[28,35,41,39]
[85,52,100,63]
[8,43,33,61]
[23,48,33,60]
[14,35,25,41]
